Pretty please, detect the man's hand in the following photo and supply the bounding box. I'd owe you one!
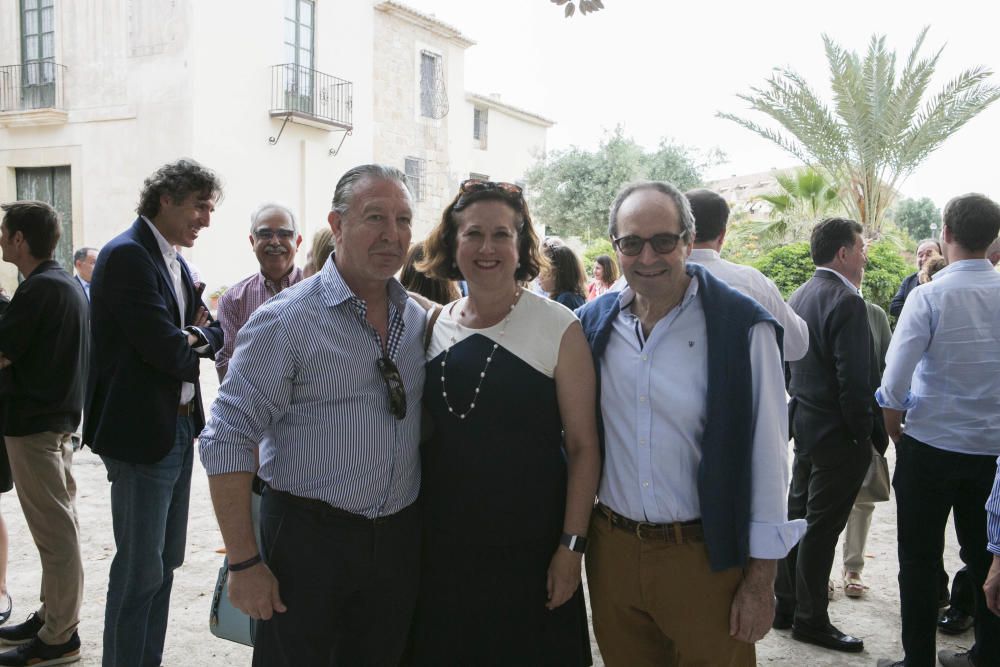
[228,562,287,620]
[883,408,904,444]
[0,353,10,369]
[985,554,1000,616]
[192,305,210,328]
[730,558,777,643]
[545,546,582,610]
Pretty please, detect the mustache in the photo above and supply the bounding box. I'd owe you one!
[263,246,289,255]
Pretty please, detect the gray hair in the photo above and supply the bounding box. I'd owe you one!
[331,164,411,215]
[73,246,98,263]
[607,180,696,241]
[249,202,297,236]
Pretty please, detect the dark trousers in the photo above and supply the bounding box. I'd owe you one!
[893,435,1000,667]
[252,489,421,667]
[775,439,870,628]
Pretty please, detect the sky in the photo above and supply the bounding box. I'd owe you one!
[404,0,1000,208]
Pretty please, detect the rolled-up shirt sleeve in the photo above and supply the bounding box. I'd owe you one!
[876,286,933,412]
[988,458,1000,555]
[748,321,807,559]
[198,305,296,476]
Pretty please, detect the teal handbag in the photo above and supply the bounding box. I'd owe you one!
[209,489,262,646]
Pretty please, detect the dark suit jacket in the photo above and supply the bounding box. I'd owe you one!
[83,218,223,464]
[888,272,919,317]
[786,270,887,455]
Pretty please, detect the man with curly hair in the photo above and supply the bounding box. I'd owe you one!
[83,159,224,667]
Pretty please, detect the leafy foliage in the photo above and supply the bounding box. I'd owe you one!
[729,168,844,251]
[526,127,717,239]
[719,28,1000,236]
[753,240,912,314]
[550,0,604,18]
[891,197,941,241]
[753,243,815,299]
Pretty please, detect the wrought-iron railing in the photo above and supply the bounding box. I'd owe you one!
[0,62,66,112]
[270,64,352,128]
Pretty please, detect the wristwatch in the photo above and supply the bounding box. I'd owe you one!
[560,533,588,553]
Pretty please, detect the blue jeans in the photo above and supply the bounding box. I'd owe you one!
[101,416,194,667]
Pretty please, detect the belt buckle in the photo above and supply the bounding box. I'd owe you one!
[635,520,656,540]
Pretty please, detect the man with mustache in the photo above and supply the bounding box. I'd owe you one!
[84,159,224,667]
[215,203,303,381]
[200,164,424,666]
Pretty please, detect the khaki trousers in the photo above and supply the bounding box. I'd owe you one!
[843,500,875,573]
[586,510,755,667]
[5,432,83,645]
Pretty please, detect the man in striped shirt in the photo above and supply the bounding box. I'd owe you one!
[215,202,304,381]
[199,164,424,666]
[987,462,1000,617]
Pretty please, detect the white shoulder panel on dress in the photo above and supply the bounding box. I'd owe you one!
[426,290,577,378]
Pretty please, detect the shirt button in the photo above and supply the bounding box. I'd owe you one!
[639,395,647,402]
[639,438,647,446]
[642,481,650,488]
[641,354,648,361]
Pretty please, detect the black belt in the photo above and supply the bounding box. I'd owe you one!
[595,502,704,543]
[264,486,405,525]
[178,401,194,416]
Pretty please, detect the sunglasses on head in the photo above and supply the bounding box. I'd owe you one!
[612,232,684,257]
[455,179,524,210]
[376,356,407,420]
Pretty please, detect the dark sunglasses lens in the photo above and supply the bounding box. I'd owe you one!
[650,235,679,254]
[378,358,406,419]
[617,236,644,256]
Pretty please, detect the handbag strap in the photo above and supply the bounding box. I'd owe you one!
[424,305,443,353]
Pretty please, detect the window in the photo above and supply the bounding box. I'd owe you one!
[20,0,56,108]
[472,106,488,148]
[15,166,72,271]
[419,51,445,118]
[405,157,425,202]
[283,0,315,112]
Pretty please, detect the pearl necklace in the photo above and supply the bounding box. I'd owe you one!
[440,289,522,420]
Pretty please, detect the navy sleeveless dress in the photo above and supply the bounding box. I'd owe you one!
[408,291,592,666]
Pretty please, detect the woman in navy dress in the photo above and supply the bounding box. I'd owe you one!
[409,180,600,666]
[540,242,587,310]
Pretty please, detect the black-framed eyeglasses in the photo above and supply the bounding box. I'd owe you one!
[376,356,407,420]
[254,228,297,241]
[455,179,524,211]
[611,232,684,257]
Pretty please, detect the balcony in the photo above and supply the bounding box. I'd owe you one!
[269,64,352,131]
[0,62,68,127]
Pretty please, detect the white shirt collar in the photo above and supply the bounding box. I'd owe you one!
[689,248,721,261]
[817,267,861,295]
[143,216,177,262]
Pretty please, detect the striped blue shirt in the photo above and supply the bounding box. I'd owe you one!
[198,255,425,518]
[989,458,1000,555]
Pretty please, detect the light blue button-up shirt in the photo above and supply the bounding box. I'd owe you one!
[598,277,805,559]
[876,259,1000,456]
[988,459,1000,555]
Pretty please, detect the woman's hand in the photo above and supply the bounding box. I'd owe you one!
[545,546,582,610]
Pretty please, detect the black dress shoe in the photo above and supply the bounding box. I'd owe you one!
[938,606,975,634]
[772,611,793,630]
[791,622,864,653]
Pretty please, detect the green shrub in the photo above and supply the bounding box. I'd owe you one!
[753,243,814,298]
[753,240,912,315]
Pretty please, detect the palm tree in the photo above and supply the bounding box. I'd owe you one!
[719,28,1000,237]
[728,168,842,251]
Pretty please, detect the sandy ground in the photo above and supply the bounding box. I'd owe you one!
[3,358,974,666]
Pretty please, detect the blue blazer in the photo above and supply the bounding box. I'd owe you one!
[84,218,223,463]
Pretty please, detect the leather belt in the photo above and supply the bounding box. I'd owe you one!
[177,401,194,416]
[595,503,704,543]
[264,486,406,525]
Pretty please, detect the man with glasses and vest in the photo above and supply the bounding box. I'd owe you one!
[199,164,424,666]
[576,180,804,666]
[215,202,304,381]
